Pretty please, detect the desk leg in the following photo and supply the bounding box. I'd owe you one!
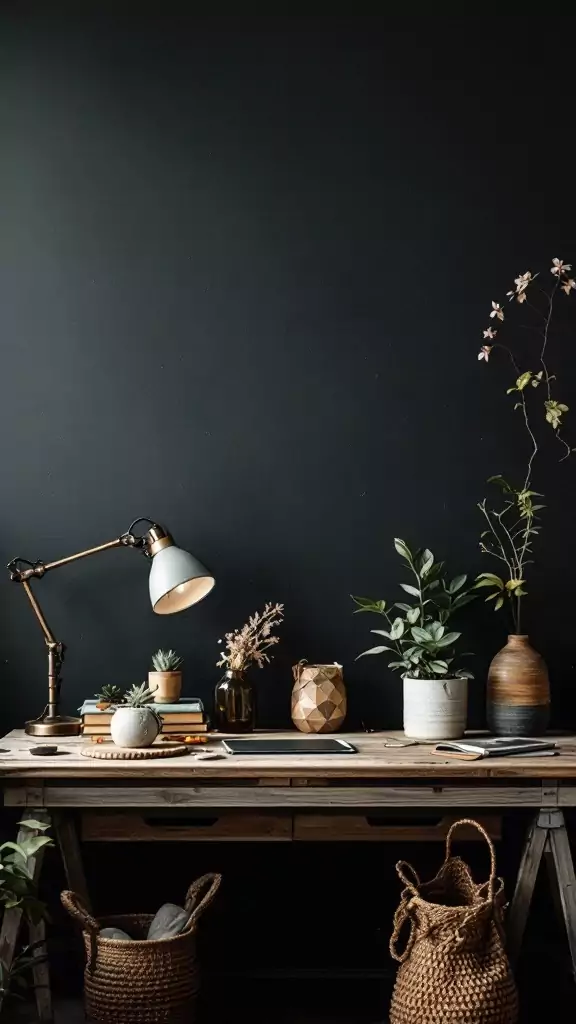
[0,809,53,1022]
[507,812,547,966]
[508,808,576,981]
[54,812,91,913]
[547,815,576,979]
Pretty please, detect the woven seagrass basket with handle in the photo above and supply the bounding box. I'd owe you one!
[62,873,221,1024]
[389,818,518,1024]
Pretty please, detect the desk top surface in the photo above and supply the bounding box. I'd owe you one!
[1,730,576,780]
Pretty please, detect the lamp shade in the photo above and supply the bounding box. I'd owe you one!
[149,544,215,614]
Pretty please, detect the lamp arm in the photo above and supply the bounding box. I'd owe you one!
[5,517,165,735]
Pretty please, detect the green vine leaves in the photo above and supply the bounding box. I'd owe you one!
[352,538,476,681]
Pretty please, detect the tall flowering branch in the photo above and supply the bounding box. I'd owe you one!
[474,258,574,632]
[217,603,284,672]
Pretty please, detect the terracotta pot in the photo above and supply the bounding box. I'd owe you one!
[487,634,549,736]
[149,670,182,704]
[291,662,346,734]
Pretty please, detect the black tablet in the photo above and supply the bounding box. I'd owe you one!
[221,738,357,755]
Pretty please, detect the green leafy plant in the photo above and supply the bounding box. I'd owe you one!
[94,684,124,705]
[0,942,48,1008]
[0,819,52,921]
[352,539,476,679]
[151,649,183,672]
[474,258,574,632]
[0,821,53,1013]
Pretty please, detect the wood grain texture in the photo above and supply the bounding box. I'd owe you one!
[293,813,502,842]
[4,783,568,809]
[507,814,547,966]
[2,730,576,779]
[81,811,292,841]
[488,635,550,707]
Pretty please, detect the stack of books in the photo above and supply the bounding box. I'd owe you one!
[79,698,208,739]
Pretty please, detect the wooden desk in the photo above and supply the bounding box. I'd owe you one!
[2,729,576,1020]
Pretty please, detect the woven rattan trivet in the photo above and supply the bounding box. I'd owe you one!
[81,742,190,760]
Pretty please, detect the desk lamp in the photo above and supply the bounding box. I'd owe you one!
[7,517,215,737]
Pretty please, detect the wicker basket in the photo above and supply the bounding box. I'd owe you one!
[62,873,221,1023]
[389,819,518,1024]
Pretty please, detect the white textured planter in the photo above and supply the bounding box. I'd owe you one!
[403,676,468,741]
[110,707,160,748]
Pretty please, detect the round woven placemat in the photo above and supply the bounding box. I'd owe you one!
[81,742,190,760]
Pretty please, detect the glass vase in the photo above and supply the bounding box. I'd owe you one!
[214,669,255,733]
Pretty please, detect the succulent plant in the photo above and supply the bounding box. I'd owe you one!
[123,682,157,707]
[151,649,183,672]
[94,684,124,706]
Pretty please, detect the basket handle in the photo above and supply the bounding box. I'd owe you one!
[185,873,222,926]
[395,860,421,894]
[445,818,497,900]
[60,890,99,935]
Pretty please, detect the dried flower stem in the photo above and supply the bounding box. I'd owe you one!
[217,602,284,672]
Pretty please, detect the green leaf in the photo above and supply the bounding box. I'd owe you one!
[390,618,405,640]
[505,578,526,591]
[474,573,504,590]
[394,538,413,562]
[449,574,467,594]
[406,607,420,625]
[516,370,533,391]
[419,549,434,576]
[411,626,433,643]
[485,591,502,602]
[370,629,391,638]
[435,631,461,647]
[14,836,52,859]
[388,661,410,671]
[487,475,513,493]
[451,593,477,610]
[356,646,393,659]
[494,595,504,611]
[457,669,475,679]
[393,602,412,613]
[351,595,386,614]
[429,661,449,674]
[17,820,50,833]
[400,583,420,598]
[428,622,445,641]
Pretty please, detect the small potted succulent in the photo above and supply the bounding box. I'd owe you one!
[94,684,124,711]
[110,683,162,748]
[149,649,184,704]
[353,539,476,741]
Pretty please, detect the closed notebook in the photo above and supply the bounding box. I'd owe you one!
[434,737,556,760]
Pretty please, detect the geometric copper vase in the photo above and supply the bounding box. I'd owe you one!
[291,662,347,734]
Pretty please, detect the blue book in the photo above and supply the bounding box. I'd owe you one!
[80,698,204,715]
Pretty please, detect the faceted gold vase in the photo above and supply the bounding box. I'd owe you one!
[291,662,347,734]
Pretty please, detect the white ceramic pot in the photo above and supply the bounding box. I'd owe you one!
[110,707,160,748]
[403,676,468,741]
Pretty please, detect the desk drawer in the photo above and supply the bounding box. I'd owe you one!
[293,813,502,842]
[81,811,292,842]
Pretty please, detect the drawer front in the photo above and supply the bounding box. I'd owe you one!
[293,813,502,842]
[81,811,292,842]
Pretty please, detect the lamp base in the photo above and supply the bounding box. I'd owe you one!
[25,715,82,737]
